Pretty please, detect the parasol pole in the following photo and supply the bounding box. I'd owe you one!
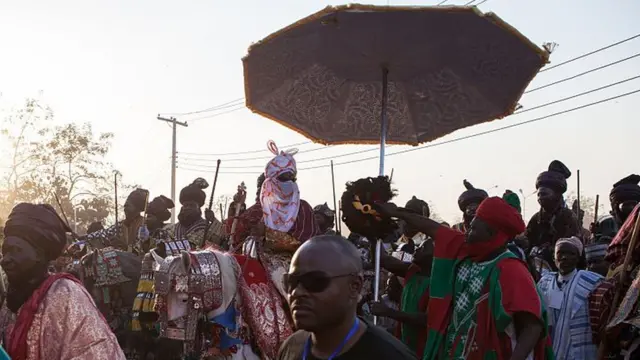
[330,160,340,235]
[373,66,390,325]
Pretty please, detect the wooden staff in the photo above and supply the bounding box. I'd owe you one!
[114,172,119,228]
[576,169,581,223]
[597,208,640,359]
[52,192,71,229]
[338,200,342,234]
[229,182,247,252]
[202,159,222,243]
[594,194,600,223]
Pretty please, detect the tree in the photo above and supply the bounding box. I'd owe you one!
[564,192,607,228]
[211,194,233,220]
[427,201,444,222]
[0,99,134,233]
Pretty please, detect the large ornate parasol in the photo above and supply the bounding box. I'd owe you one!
[243,4,549,321]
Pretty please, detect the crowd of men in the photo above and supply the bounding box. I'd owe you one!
[0,145,639,360]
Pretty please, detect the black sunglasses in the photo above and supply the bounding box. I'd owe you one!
[283,271,356,293]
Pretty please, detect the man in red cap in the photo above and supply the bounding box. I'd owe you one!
[376,197,553,360]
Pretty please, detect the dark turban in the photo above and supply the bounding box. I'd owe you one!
[127,188,149,212]
[179,177,209,207]
[313,203,335,218]
[610,174,640,206]
[536,160,571,194]
[405,196,430,218]
[87,221,104,234]
[475,197,526,238]
[3,203,71,261]
[147,195,175,222]
[458,180,488,212]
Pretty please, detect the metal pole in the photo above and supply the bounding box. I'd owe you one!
[157,115,188,224]
[374,66,390,326]
[330,160,340,234]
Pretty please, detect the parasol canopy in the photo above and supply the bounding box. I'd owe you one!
[243,4,549,146]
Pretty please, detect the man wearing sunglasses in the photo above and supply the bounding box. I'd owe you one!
[277,235,417,360]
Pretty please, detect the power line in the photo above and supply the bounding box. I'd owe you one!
[161,98,244,117]
[525,52,640,94]
[178,87,640,175]
[187,105,246,122]
[179,143,337,162]
[540,33,640,73]
[179,141,312,157]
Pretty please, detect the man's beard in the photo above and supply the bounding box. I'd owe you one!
[6,262,49,312]
[178,208,202,226]
[463,213,474,226]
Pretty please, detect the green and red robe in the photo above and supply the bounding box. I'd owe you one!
[398,264,430,358]
[423,227,554,360]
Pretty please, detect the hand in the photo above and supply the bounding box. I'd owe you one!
[589,221,599,235]
[370,301,391,317]
[514,234,529,250]
[138,225,150,241]
[205,209,216,222]
[373,202,401,219]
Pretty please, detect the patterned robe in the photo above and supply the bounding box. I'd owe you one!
[400,264,430,358]
[165,217,224,249]
[423,226,554,360]
[538,270,602,360]
[85,216,145,251]
[2,278,125,360]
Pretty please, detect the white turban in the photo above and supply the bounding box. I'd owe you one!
[555,236,584,254]
[260,140,300,232]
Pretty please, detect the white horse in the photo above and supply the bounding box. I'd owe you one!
[151,248,260,360]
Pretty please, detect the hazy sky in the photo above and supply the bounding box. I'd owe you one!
[1,0,639,224]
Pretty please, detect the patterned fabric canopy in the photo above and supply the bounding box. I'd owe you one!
[243,4,549,145]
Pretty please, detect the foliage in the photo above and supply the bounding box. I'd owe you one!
[0,99,134,233]
[564,192,607,228]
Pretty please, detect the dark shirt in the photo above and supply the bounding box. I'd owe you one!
[525,207,580,248]
[277,319,417,360]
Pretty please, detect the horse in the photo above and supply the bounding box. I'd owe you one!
[150,248,261,360]
[75,247,142,356]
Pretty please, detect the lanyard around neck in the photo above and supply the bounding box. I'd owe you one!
[302,318,359,360]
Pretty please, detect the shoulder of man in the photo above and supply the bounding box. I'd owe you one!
[360,322,418,359]
[277,329,308,359]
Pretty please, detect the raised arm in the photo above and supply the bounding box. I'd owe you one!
[374,203,442,239]
[381,253,411,277]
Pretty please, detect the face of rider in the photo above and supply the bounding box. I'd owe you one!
[177,201,201,225]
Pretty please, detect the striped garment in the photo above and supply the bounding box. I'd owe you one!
[538,270,602,360]
[422,227,554,360]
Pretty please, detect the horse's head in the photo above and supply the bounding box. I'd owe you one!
[152,250,192,322]
[152,249,234,344]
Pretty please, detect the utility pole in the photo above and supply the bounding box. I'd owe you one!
[156,115,188,224]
